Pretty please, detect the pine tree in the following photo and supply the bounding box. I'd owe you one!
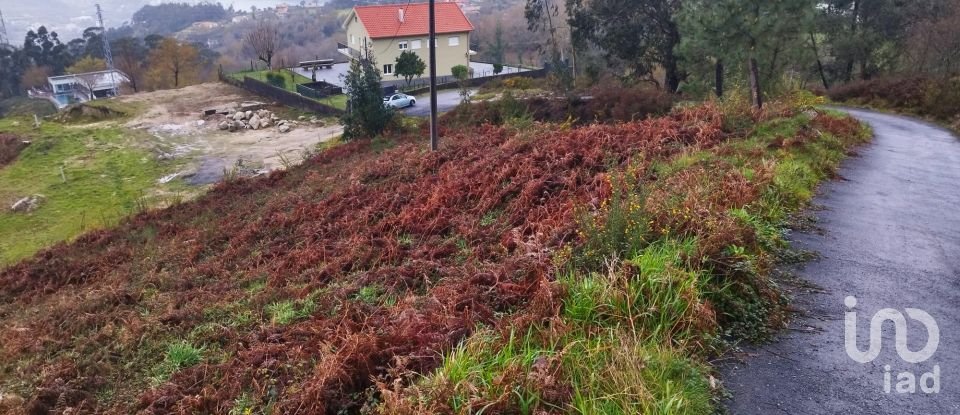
[340,54,393,140]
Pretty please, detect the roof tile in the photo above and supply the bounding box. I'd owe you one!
[354,2,473,39]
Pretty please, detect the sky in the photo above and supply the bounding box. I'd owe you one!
[1,0,304,41]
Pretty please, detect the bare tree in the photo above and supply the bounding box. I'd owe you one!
[245,20,281,70]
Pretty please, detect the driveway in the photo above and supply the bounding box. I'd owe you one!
[721,108,960,414]
[400,89,475,117]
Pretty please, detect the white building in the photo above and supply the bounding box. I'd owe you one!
[42,70,129,109]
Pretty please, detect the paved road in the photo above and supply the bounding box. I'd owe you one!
[400,89,474,117]
[722,108,960,414]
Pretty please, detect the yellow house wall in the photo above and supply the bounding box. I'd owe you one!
[345,15,471,79]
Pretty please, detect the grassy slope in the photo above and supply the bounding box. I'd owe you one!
[0,116,183,265]
[381,107,871,414]
[0,97,58,118]
[0,101,869,414]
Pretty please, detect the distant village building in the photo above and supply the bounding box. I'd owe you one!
[232,15,252,24]
[339,2,474,78]
[276,3,290,17]
[191,21,220,30]
[34,70,129,109]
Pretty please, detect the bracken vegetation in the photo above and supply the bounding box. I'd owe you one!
[0,97,868,413]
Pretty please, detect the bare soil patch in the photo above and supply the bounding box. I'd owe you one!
[0,133,28,168]
[116,83,343,182]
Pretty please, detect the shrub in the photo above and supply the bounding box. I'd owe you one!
[265,71,287,89]
[923,77,960,121]
[503,77,534,90]
[828,76,960,122]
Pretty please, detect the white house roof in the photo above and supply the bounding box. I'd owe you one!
[48,70,130,91]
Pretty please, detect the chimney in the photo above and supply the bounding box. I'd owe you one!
[398,8,404,22]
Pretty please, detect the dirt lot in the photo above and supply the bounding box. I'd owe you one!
[117,82,342,184]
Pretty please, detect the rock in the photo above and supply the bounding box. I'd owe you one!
[260,118,272,128]
[298,115,307,121]
[196,120,206,127]
[279,124,292,133]
[233,121,245,131]
[245,110,253,119]
[803,109,819,119]
[233,111,245,121]
[249,115,261,130]
[218,120,230,130]
[11,195,45,213]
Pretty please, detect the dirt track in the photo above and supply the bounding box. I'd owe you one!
[722,108,960,414]
[117,83,342,183]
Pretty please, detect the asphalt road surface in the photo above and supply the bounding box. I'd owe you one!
[722,108,960,414]
[400,89,475,117]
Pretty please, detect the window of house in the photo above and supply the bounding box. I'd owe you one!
[383,64,394,74]
[448,36,460,47]
[398,41,408,50]
[350,34,355,45]
[411,39,422,50]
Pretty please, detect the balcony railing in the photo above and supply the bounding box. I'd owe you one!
[337,42,362,59]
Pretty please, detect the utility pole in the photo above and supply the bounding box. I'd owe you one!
[428,0,439,151]
[96,4,119,96]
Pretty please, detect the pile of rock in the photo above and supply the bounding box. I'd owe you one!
[217,109,299,133]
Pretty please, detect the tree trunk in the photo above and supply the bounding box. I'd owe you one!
[664,58,681,93]
[809,32,830,90]
[664,22,685,93]
[174,69,179,88]
[844,0,861,82]
[715,59,724,98]
[748,56,763,109]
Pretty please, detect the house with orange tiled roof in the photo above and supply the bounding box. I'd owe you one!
[338,2,474,78]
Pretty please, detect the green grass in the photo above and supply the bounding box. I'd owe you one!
[315,94,348,111]
[0,117,183,265]
[149,340,204,385]
[230,69,312,93]
[265,293,319,325]
[407,240,715,414]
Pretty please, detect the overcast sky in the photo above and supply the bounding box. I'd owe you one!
[2,0,303,41]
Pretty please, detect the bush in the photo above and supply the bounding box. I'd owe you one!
[503,77,534,90]
[442,83,674,127]
[827,76,960,122]
[265,71,287,89]
[826,77,927,111]
[923,77,960,121]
